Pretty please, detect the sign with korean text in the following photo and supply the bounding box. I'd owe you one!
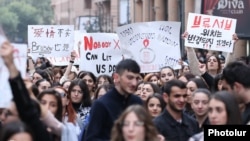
[185,13,237,52]
[0,43,27,108]
[79,33,124,76]
[28,25,74,57]
[116,21,182,73]
[202,0,250,39]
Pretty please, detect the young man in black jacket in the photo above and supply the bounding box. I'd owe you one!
[221,61,250,124]
[153,79,200,141]
[83,59,143,141]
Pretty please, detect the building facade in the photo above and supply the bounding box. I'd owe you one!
[51,0,119,33]
[50,0,184,32]
[51,0,247,57]
[131,0,247,59]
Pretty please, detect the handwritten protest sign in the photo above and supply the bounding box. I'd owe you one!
[28,25,74,57]
[0,43,27,108]
[116,21,181,73]
[185,13,237,52]
[46,30,85,66]
[79,33,124,76]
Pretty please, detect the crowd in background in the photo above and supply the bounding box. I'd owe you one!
[1,33,250,141]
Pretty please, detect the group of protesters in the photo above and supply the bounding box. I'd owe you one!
[0,30,250,141]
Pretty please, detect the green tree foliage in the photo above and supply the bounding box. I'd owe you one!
[29,0,53,24]
[7,1,40,42]
[0,7,19,40]
[0,0,53,42]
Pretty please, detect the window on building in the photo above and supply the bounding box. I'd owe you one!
[85,0,92,9]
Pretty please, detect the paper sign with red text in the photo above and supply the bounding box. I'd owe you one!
[0,43,27,108]
[116,21,182,73]
[79,33,125,76]
[185,13,237,52]
[28,25,74,57]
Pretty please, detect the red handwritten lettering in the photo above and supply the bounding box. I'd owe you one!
[84,36,111,51]
[191,16,202,28]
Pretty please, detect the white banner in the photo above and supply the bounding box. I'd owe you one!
[0,43,27,108]
[185,13,237,53]
[46,30,85,66]
[116,21,182,72]
[79,33,124,76]
[28,25,74,57]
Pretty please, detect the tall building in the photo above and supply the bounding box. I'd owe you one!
[131,0,167,22]
[51,0,247,57]
[50,0,119,33]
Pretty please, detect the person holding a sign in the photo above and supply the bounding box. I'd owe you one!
[1,40,81,141]
[183,31,222,77]
[59,51,78,85]
[183,32,239,92]
[0,38,54,141]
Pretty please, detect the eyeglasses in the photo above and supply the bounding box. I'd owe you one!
[122,121,144,127]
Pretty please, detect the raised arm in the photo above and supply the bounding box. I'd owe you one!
[59,51,76,84]
[224,33,239,67]
[186,47,202,76]
[182,32,202,76]
[0,41,53,141]
[27,56,36,75]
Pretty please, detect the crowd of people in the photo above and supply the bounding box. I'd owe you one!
[0,31,250,141]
